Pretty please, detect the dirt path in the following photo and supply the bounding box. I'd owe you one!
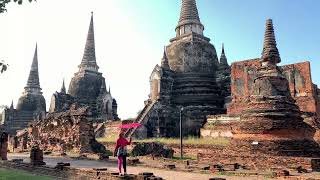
[7,153,261,180]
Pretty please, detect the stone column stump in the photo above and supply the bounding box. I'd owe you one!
[311,159,320,172]
[30,145,46,166]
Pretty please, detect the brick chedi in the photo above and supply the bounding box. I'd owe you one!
[128,0,230,138]
[199,19,320,171]
[2,45,46,135]
[49,13,119,121]
[231,19,320,156]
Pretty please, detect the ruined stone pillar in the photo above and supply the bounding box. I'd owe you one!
[0,132,8,160]
[30,145,46,166]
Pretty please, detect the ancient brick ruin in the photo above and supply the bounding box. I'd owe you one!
[199,19,320,170]
[202,20,320,141]
[1,45,46,135]
[228,60,320,117]
[128,0,231,138]
[230,19,320,156]
[25,105,106,154]
[49,13,119,122]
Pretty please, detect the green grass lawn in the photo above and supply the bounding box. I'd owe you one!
[0,168,53,180]
[97,136,230,146]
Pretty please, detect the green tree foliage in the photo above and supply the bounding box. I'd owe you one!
[0,0,36,13]
[0,60,8,73]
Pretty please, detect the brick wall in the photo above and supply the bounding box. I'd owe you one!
[228,59,318,115]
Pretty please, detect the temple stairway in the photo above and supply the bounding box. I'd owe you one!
[124,100,157,138]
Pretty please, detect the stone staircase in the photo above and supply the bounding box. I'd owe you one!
[124,100,156,138]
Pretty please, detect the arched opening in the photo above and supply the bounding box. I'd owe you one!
[103,100,110,114]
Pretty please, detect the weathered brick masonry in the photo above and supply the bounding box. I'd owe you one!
[23,105,106,154]
[228,60,319,116]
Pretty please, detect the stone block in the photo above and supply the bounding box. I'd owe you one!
[223,164,236,171]
[54,162,71,170]
[131,142,174,158]
[11,159,23,163]
[201,166,210,170]
[164,164,176,169]
[147,176,163,180]
[297,166,308,173]
[128,158,140,166]
[30,146,46,166]
[211,164,223,172]
[276,170,290,177]
[137,172,154,180]
[311,159,320,172]
[98,153,109,160]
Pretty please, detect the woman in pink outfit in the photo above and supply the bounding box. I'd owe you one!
[114,131,132,175]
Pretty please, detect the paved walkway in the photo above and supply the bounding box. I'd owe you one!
[7,153,257,180]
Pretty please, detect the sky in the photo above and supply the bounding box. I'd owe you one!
[0,0,319,119]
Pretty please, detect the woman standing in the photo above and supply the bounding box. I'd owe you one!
[114,131,132,175]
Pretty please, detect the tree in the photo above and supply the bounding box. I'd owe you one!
[0,0,36,13]
[0,60,8,73]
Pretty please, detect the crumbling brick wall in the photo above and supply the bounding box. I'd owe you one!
[28,105,106,154]
[228,59,318,115]
[227,59,260,114]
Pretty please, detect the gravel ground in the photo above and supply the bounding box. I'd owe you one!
[7,153,320,180]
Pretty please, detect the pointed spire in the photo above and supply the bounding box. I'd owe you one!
[261,19,281,66]
[179,0,201,24]
[161,46,170,69]
[108,86,111,95]
[26,44,41,89]
[10,100,14,110]
[222,43,225,54]
[219,43,228,66]
[176,0,204,36]
[60,79,66,94]
[79,12,99,72]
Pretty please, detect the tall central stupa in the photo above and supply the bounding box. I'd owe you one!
[127,0,231,138]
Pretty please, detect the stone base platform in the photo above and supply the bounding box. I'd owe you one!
[200,115,240,138]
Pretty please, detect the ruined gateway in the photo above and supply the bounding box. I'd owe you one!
[127,0,231,138]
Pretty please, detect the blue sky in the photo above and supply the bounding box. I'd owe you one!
[119,0,320,82]
[0,0,319,118]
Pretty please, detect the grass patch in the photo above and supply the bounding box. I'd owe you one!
[0,168,53,180]
[97,136,230,146]
[97,133,118,143]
